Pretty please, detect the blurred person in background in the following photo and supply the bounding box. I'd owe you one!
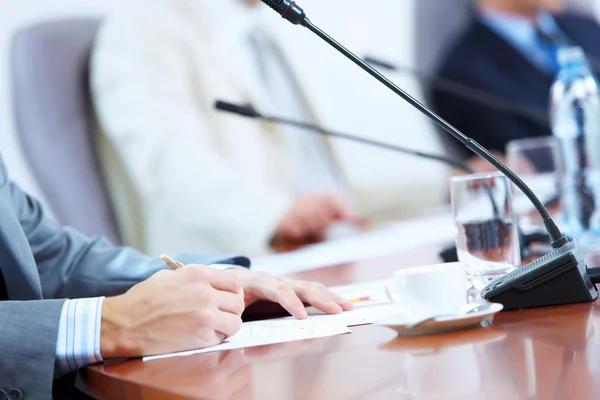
[91,0,450,256]
[432,0,600,173]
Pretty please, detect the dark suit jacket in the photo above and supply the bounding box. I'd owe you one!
[0,155,249,399]
[431,13,600,159]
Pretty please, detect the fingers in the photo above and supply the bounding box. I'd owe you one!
[204,330,227,347]
[215,290,246,315]
[175,265,243,294]
[253,278,353,319]
[301,290,344,314]
[214,311,243,339]
[298,206,330,234]
[290,196,345,237]
[323,195,356,221]
[262,282,308,319]
[273,194,362,248]
[277,220,304,241]
[293,281,354,314]
[207,268,243,294]
[328,291,355,312]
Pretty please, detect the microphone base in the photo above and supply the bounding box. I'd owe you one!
[481,240,597,310]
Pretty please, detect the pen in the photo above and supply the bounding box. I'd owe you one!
[161,254,184,271]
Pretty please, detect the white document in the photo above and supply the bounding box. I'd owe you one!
[329,280,389,304]
[251,213,456,275]
[143,293,398,362]
[303,303,398,327]
[143,319,351,362]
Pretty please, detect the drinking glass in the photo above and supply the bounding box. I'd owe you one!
[451,172,521,290]
[506,137,561,232]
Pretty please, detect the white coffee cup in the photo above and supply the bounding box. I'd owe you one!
[386,262,467,319]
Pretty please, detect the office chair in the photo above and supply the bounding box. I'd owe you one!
[11,19,122,245]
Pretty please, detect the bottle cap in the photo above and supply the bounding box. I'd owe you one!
[557,46,586,66]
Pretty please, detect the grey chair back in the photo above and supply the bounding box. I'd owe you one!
[11,19,121,245]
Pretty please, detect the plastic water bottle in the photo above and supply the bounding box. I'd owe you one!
[550,46,600,241]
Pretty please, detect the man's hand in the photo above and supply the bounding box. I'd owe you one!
[272,194,357,247]
[100,265,245,359]
[231,268,354,319]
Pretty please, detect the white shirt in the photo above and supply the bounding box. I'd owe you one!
[247,29,344,197]
[478,8,567,75]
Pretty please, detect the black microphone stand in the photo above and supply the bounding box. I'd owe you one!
[257,0,597,310]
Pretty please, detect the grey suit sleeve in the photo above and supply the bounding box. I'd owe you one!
[8,180,250,299]
[0,299,65,400]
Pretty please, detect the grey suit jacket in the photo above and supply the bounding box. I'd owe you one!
[0,156,249,400]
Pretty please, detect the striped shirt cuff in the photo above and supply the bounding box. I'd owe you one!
[55,297,105,376]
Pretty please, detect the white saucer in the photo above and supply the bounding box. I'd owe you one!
[374,303,504,336]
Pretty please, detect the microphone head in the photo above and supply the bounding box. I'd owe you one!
[260,0,307,25]
[215,100,261,118]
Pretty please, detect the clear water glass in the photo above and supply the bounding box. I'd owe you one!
[506,136,561,232]
[451,172,521,290]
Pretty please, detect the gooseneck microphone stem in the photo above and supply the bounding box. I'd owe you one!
[267,116,471,171]
[214,101,471,172]
[295,18,565,247]
[214,100,520,219]
[362,55,548,125]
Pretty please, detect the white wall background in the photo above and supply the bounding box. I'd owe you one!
[1,0,600,217]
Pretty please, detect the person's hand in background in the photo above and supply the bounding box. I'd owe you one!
[100,265,245,359]
[271,194,359,248]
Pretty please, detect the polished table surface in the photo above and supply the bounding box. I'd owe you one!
[81,242,600,400]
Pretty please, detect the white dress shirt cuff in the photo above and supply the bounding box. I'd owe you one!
[55,297,104,376]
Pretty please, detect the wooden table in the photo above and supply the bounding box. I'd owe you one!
[80,243,600,399]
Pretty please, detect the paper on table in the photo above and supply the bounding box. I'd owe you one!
[143,281,398,362]
[143,318,351,362]
[251,280,396,330]
[304,303,398,327]
[329,280,389,305]
[251,213,455,275]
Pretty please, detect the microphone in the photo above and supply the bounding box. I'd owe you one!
[215,101,261,118]
[258,0,598,310]
[214,100,472,172]
[362,55,547,126]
